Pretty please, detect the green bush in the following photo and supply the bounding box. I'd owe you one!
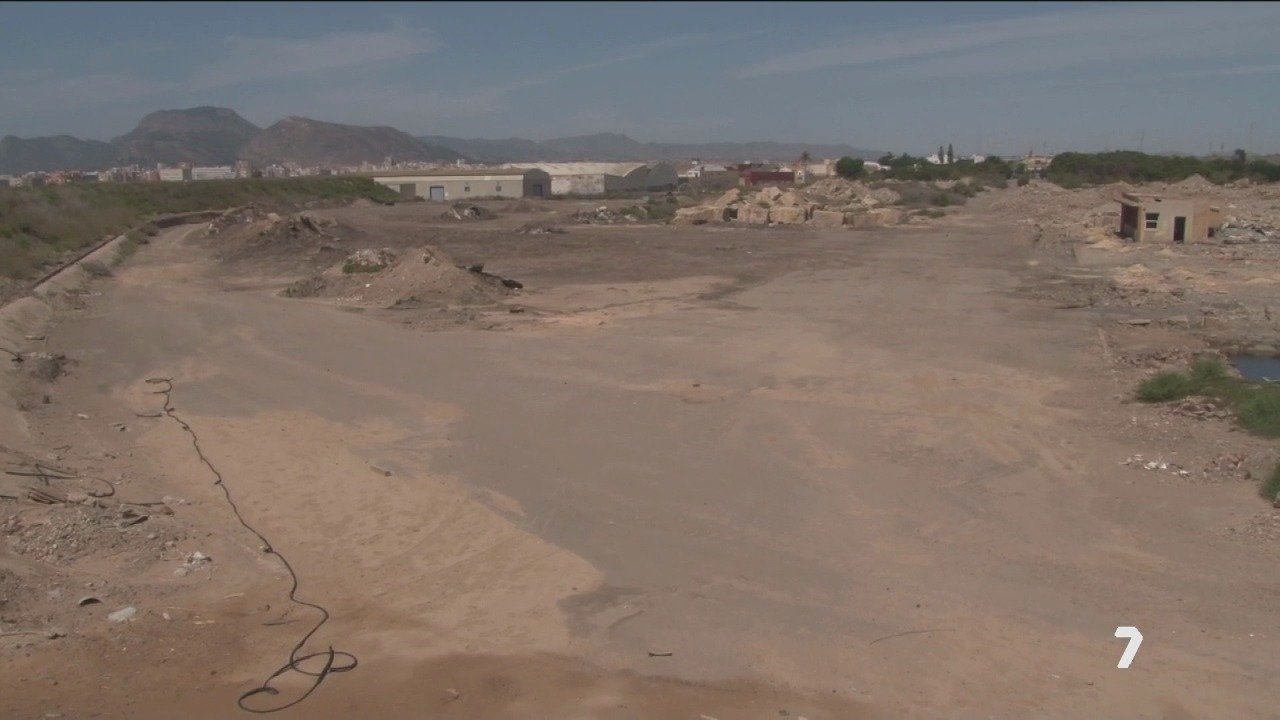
[1236,393,1280,437]
[835,156,865,179]
[1045,150,1280,187]
[1136,371,1194,402]
[1136,356,1280,438]
[1261,463,1280,502]
[1189,356,1229,385]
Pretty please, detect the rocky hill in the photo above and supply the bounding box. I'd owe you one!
[241,117,461,167]
[113,106,260,166]
[0,135,118,175]
[3,105,877,172]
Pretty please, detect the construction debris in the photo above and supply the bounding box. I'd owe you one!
[671,178,917,230]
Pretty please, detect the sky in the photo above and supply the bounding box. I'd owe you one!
[2,2,1279,156]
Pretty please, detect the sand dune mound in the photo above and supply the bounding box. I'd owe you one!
[283,245,517,308]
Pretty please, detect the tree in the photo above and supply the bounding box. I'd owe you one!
[800,151,812,166]
[1233,148,1247,164]
[946,144,955,164]
[938,145,945,163]
[835,156,865,179]
[878,152,895,165]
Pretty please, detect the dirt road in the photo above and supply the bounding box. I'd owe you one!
[3,202,1277,718]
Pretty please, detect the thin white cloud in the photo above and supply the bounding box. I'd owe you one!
[0,71,174,113]
[739,3,1280,79]
[1177,63,1280,79]
[192,23,440,89]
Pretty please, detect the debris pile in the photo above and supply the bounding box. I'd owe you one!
[283,245,517,308]
[440,203,494,221]
[572,206,639,225]
[1219,219,1277,244]
[1120,454,1190,477]
[671,179,911,229]
[341,248,396,273]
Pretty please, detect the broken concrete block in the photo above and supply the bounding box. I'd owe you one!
[810,210,846,228]
[737,205,770,224]
[775,190,806,207]
[869,208,903,225]
[713,188,743,206]
[847,208,904,228]
[759,186,783,203]
[770,206,807,225]
[673,206,727,225]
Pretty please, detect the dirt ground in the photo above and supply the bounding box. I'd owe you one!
[2,188,1279,719]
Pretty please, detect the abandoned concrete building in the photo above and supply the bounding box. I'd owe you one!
[513,162,678,196]
[369,168,551,201]
[1118,191,1222,243]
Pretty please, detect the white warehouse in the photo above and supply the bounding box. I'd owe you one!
[513,162,678,196]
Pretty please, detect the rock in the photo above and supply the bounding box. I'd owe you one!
[775,191,806,207]
[1118,318,1153,326]
[712,188,743,206]
[107,606,136,623]
[759,186,783,204]
[343,248,396,274]
[736,205,770,225]
[810,210,846,228]
[868,208,903,226]
[673,206,727,225]
[770,207,807,225]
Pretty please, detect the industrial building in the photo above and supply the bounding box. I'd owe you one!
[513,162,678,196]
[369,168,551,201]
[192,166,235,181]
[1118,191,1222,243]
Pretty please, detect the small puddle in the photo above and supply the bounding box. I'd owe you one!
[1229,354,1280,382]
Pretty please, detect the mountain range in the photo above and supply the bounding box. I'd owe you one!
[1,106,878,175]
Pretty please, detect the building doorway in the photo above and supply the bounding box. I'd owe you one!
[1173,216,1186,243]
[428,186,446,201]
[531,182,544,197]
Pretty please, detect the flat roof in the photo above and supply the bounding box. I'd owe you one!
[366,168,540,178]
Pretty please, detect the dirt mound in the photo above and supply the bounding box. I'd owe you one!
[1173,174,1217,193]
[206,206,361,273]
[283,246,516,308]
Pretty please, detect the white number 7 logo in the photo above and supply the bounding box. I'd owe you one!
[1114,626,1143,669]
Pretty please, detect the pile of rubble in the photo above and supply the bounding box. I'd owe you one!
[672,181,906,229]
[282,245,518,309]
[572,206,641,225]
[440,203,494,221]
[1219,219,1278,244]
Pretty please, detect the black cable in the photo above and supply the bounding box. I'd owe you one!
[145,377,356,713]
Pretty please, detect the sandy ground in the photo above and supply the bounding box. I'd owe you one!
[2,193,1278,718]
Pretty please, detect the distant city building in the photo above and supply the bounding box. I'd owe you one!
[369,168,552,201]
[192,166,235,181]
[0,175,11,188]
[158,167,192,182]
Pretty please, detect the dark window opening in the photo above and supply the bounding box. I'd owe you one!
[1145,212,1159,229]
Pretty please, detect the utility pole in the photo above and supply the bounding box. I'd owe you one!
[1139,130,1144,153]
